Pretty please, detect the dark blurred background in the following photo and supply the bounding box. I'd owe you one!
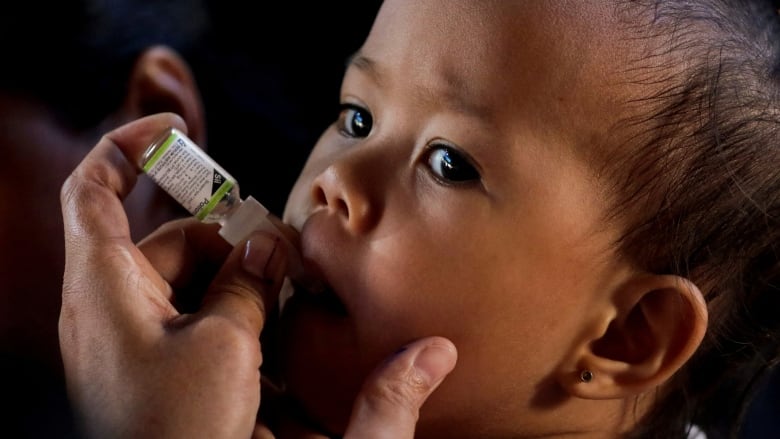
[203,2,383,215]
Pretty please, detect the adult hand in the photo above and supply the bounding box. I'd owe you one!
[60,113,287,438]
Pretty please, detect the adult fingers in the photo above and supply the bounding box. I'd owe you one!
[61,112,186,246]
[60,113,188,330]
[137,218,230,296]
[344,337,457,439]
[59,114,190,393]
[196,231,289,340]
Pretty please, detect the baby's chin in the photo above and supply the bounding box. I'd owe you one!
[282,372,356,436]
[276,290,366,435]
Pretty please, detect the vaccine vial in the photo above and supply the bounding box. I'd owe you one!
[142,127,241,224]
[140,127,303,280]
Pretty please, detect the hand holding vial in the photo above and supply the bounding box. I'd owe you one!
[59,113,457,438]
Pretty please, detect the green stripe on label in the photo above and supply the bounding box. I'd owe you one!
[196,179,234,220]
[142,133,177,172]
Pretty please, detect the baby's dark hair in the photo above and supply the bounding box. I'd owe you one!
[604,1,780,438]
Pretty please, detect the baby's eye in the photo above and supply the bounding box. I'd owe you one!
[337,104,373,138]
[426,144,481,183]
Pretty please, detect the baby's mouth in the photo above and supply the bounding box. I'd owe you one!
[289,278,348,317]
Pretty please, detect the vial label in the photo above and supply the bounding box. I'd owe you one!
[143,130,236,220]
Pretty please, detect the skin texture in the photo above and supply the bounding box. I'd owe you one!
[279,1,706,438]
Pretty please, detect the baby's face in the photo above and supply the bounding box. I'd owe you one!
[281,0,641,436]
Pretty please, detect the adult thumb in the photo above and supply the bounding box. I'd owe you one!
[344,337,457,439]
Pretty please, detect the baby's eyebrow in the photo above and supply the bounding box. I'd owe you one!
[345,51,383,86]
[345,51,492,122]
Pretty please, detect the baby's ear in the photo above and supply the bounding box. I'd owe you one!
[116,45,206,146]
[556,274,707,399]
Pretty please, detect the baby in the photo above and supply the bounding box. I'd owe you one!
[273,0,780,438]
[59,0,779,438]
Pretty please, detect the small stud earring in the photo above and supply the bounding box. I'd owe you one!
[580,370,593,383]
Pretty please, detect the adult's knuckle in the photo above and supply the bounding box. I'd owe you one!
[367,371,427,414]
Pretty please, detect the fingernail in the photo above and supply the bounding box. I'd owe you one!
[242,233,280,280]
[412,341,457,387]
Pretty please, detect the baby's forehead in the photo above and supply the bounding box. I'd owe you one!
[362,0,675,153]
[367,1,649,101]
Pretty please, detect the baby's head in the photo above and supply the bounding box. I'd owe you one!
[278,1,780,437]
